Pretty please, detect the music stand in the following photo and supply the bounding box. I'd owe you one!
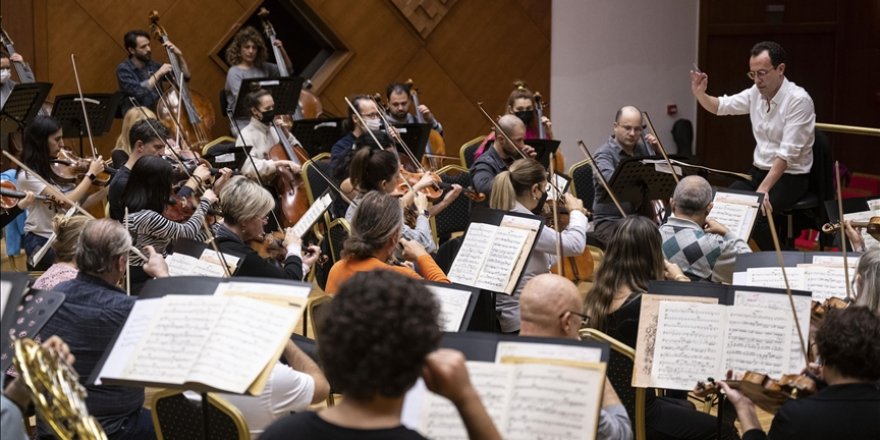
[232,76,305,120]
[389,122,429,163]
[525,138,561,169]
[291,118,346,158]
[0,82,52,127]
[606,154,688,212]
[51,93,121,155]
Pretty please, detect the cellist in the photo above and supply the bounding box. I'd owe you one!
[234,88,302,181]
[116,29,190,116]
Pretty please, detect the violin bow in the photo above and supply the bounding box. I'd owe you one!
[764,206,810,367]
[227,112,284,230]
[549,151,564,277]
[69,54,99,158]
[201,216,232,278]
[371,94,424,172]
[129,98,199,186]
[642,112,679,184]
[30,205,76,268]
[125,207,132,295]
[344,96,414,193]
[576,140,626,217]
[834,160,853,300]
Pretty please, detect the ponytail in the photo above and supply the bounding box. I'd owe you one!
[489,158,546,210]
[349,146,398,193]
[489,171,517,210]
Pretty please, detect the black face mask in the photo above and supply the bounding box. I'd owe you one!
[259,109,275,125]
[514,110,535,126]
[531,189,548,215]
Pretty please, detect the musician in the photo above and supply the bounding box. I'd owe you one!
[324,191,449,295]
[262,271,501,440]
[215,175,320,280]
[224,26,291,128]
[32,214,89,290]
[36,219,168,440]
[385,82,444,135]
[846,219,878,253]
[853,248,879,313]
[17,115,104,270]
[329,94,381,175]
[583,216,739,440]
[721,306,880,440]
[0,189,34,229]
[234,88,301,181]
[691,41,815,250]
[469,114,536,197]
[490,158,587,333]
[0,48,35,108]
[519,273,633,440]
[659,175,751,283]
[473,81,553,160]
[122,155,217,293]
[111,106,157,169]
[108,119,210,221]
[591,106,660,248]
[116,29,190,116]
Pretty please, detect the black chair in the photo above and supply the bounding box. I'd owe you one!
[568,159,596,211]
[782,129,834,249]
[671,118,694,160]
[151,390,248,440]
[301,153,333,204]
[459,135,485,169]
[434,165,474,244]
[326,218,350,265]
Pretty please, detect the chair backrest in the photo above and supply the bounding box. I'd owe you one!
[459,135,486,169]
[433,165,474,242]
[810,129,834,206]
[579,328,647,440]
[151,390,248,440]
[302,153,333,204]
[568,159,596,210]
[307,295,333,340]
[326,217,350,264]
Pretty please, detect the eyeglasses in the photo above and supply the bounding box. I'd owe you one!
[361,112,380,120]
[747,67,776,80]
[560,310,591,329]
[617,124,646,133]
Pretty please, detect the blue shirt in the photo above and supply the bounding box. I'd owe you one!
[37,272,141,437]
[592,136,653,223]
[116,57,163,116]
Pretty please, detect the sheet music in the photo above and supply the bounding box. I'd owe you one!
[546,173,570,200]
[733,290,811,373]
[213,281,310,309]
[495,341,602,364]
[198,249,239,273]
[722,306,791,377]
[711,191,761,242]
[811,255,860,266]
[293,192,333,238]
[744,267,807,290]
[447,223,497,285]
[650,301,725,390]
[96,298,163,385]
[844,209,880,250]
[165,253,229,278]
[798,264,856,301]
[427,285,472,332]
[506,363,603,440]
[475,226,530,293]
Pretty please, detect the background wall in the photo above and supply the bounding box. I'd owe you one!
[551,0,699,159]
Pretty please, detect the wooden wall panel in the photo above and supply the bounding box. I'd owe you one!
[12,0,550,161]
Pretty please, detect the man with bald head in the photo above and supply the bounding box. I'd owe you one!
[591,106,660,247]
[519,274,633,440]
[470,114,536,197]
[659,175,751,283]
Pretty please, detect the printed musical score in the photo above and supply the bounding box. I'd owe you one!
[734,290,811,372]
[711,190,761,242]
[427,285,472,332]
[292,192,333,238]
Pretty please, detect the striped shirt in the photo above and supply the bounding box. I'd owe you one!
[126,199,211,266]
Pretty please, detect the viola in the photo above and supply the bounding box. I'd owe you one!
[694,370,818,414]
[49,148,114,186]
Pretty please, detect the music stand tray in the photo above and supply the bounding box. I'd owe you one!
[292,118,345,158]
[606,154,688,210]
[232,76,304,120]
[0,82,53,126]
[51,93,121,138]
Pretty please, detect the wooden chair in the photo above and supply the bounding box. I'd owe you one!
[151,389,248,440]
[458,135,486,169]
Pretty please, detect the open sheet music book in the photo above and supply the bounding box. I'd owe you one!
[427,284,473,332]
[402,339,606,440]
[634,286,811,390]
[735,264,857,302]
[166,249,240,278]
[292,191,333,238]
[446,209,542,294]
[711,189,763,242]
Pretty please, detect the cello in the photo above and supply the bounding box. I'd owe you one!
[148,11,215,150]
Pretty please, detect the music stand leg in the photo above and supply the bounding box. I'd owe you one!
[202,391,210,440]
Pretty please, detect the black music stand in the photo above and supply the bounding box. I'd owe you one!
[389,122,429,163]
[291,118,345,157]
[525,138,561,169]
[232,76,305,120]
[0,82,52,127]
[606,154,688,212]
[51,93,120,156]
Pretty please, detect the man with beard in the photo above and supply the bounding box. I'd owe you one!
[116,29,191,116]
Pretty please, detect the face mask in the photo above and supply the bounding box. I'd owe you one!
[259,109,275,125]
[0,69,10,83]
[531,189,548,214]
[364,117,382,132]
[514,110,535,126]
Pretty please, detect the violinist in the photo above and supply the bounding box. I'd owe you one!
[122,155,217,293]
[385,82,444,135]
[469,114,536,197]
[17,116,104,270]
[116,29,190,116]
[853,248,879,313]
[659,175,751,283]
[0,48,34,108]
[472,81,552,161]
[214,175,320,280]
[488,158,587,333]
[0,188,34,229]
[845,219,877,253]
[329,94,380,176]
[235,89,301,181]
[111,106,157,168]
[719,306,880,440]
[591,106,660,248]
[224,26,291,131]
[108,119,210,222]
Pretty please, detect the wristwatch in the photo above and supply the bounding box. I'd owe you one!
[421,209,431,219]
[86,172,98,182]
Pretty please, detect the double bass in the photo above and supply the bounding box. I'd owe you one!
[148,11,215,150]
[405,79,446,169]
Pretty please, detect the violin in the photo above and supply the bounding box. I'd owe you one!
[50,148,114,186]
[694,370,818,414]
[0,180,56,209]
[821,216,880,242]
[149,11,216,150]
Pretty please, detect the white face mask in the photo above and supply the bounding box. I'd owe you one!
[364,117,381,132]
[0,69,11,83]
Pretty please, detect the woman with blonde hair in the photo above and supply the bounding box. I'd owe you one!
[488,158,587,333]
[32,214,90,290]
[112,106,157,168]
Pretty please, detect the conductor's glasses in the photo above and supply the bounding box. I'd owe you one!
[747,68,774,81]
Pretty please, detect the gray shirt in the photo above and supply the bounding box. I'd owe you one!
[592,136,654,224]
[225,63,281,132]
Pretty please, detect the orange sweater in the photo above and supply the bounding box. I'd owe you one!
[324,254,450,295]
